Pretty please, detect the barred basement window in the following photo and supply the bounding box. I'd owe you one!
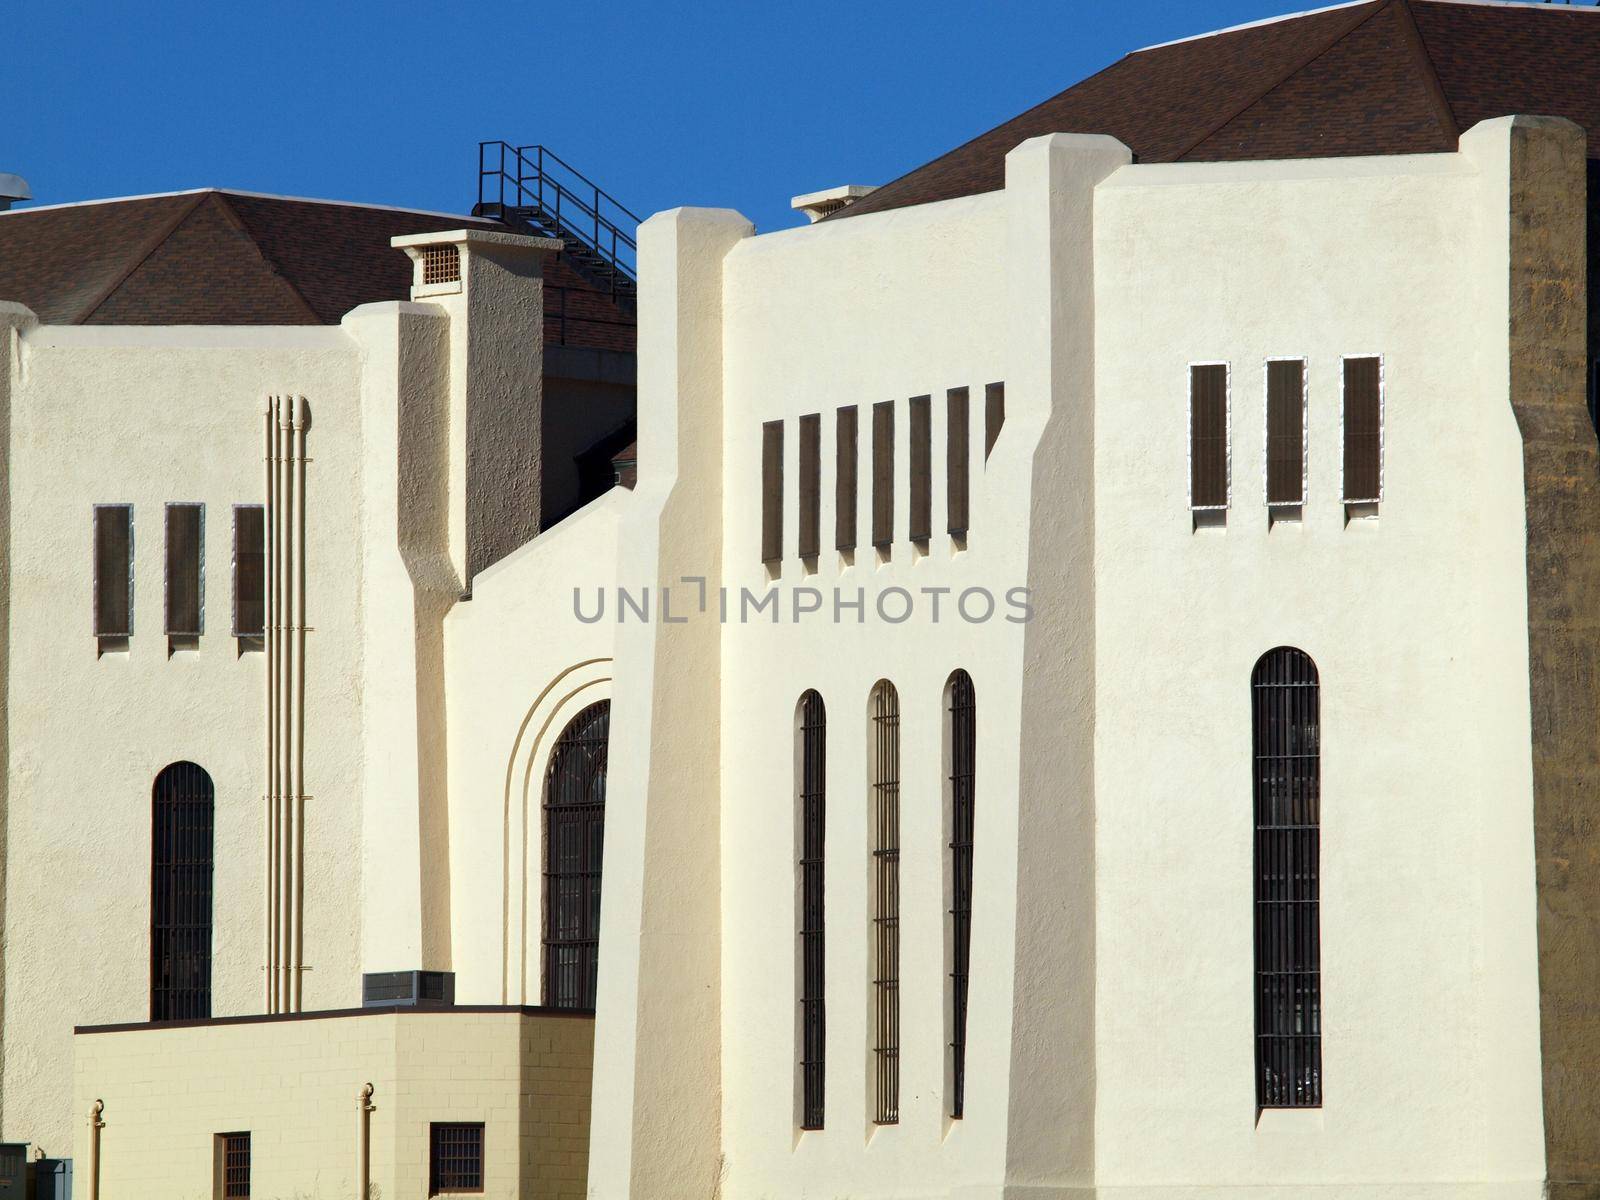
[152,761,215,1021]
[946,669,976,1118]
[1253,647,1322,1109]
[1189,363,1230,512]
[1342,356,1383,508]
[422,244,461,286]
[836,406,859,553]
[544,700,609,1010]
[947,387,970,537]
[797,690,827,1130]
[429,1122,484,1195]
[872,401,895,549]
[93,504,134,651]
[762,420,784,564]
[165,502,204,648]
[216,1132,251,1200]
[984,382,1005,462]
[869,680,901,1124]
[799,414,821,560]
[909,394,931,543]
[233,505,265,646]
[1265,360,1306,510]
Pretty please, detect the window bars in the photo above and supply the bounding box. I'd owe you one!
[870,681,901,1124]
[543,700,609,1010]
[798,690,827,1130]
[151,761,215,1021]
[422,244,461,286]
[947,670,976,1118]
[429,1122,485,1195]
[1252,647,1322,1109]
[220,1132,251,1200]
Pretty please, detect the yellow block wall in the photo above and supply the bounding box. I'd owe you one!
[71,1008,593,1200]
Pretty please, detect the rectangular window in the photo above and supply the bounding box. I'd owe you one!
[430,1122,485,1195]
[165,502,204,640]
[798,414,821,560]
[216,1132,251,1200]
[1265,360,1306,507]
[93,504,134,647]
[947,387,970,536]
[909,395,931,542]
[762,421,784,564]
[233,505,265,642]
[798,691,826,1130]
[984,382,1005,461]
[836,406,858,553]
[1342,356,1382,505]
[870,682,901,1125]
[872,401,894,548]
[1189,363,1230,510]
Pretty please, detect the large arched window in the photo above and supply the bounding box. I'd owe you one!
[869,680,900,1125]
[543,700,609,1010]
[1252,647,1321,1108]
[797,690,827,1130]
[151,761,215,1021]
[945,669,975,1118]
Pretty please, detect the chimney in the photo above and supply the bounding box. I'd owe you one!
[0,174,31,212]
[790,184,877,223]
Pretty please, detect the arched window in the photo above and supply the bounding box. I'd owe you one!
[543,700,610,1010]
[869,680,900,1125]
[945,669,975,1118]
[1252,647,1321,1108]
[151,761,215,1021]
[797,690,827,1130]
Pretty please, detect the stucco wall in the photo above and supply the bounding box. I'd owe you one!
[71,1008,594,1200]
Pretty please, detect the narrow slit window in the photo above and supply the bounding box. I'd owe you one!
[984,382,1005,462]
[836,406,858,553]
[1265,360,1306,507]
[762,421,784,564]
[946,670,976,1118]
[543,701,609,1010]
[870,680,901,1124]
[909,395,931,542]
[429,1122,485,1195]
[947,388,970,536]
[872,401,895,548]
[152,760,214,1021]
[233,505,265,642]
[165,502,204,638]
[799,414,821,560]
[1342,356,1382,505]
[216,1132,251,1200]
[1253,647,1321,1110]
[798,690,827,1130]
[94,504,134,644]
[1189,364,1230,510]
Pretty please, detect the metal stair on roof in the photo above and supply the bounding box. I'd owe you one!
[475,142,639,312]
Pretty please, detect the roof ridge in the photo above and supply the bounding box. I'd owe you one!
[1165,0,1390,162]
[211,192,322,323]
[0,187,488,225]
[74,191,209,324]
[1394,0,1460,146]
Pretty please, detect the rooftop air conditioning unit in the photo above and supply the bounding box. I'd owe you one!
[362,970,455,1009]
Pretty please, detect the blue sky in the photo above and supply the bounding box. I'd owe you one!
[11,0,1302,235]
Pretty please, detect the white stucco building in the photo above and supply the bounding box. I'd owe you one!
[5,2,1600,1198]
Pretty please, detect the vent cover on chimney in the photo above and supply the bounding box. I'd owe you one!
[422,244,461,286]
[362,970,455,1009]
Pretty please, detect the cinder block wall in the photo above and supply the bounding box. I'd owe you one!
[71,1008,593,1199]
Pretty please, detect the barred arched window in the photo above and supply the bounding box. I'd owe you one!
[151,761,214,1021]
[1252,648,1321,1108]
[544,700,609,1010]
[797,690,827,1130]
[945,669,975,1118]
[869,680,900,1125]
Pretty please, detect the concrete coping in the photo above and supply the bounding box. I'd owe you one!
[391,228,563,254]
[75,1003,594,1036]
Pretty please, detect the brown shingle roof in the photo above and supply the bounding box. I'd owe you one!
[0,189,635,351]
[836,0,1600,220]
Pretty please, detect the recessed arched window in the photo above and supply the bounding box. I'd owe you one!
[1252,647,1321,1109]
[945,669,976,1118]
[151,761,215,1021]
[543,700,610,1010]
[797,690,827,1130]
[868,679,901,1125]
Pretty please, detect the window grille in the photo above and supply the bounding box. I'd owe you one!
[152,761,215,1021]
[872,402,895,549]
[165,502,204,637]
[233,506,265,639]
[909,394,931,542]
[422,245,461,286]
[947,388,970,536]
[870,680,900,1124]
[543,701,609,1010]
[984,382,1005,461]
[429,1122,484,1195]
[762,421,784,564]
[836,406,858,552]
[1342,356,1383,504]
[1253,647,1321,1109]
[219,1132,251,1200]
[798,690,827,1129]
[1189,363,1230,510]
[946,669,976,1118]
[1265,360,1307,506]
[798,414,821,559]
[93,504,134,641]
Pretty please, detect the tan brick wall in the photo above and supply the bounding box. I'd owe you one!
[71,1009,593,1200]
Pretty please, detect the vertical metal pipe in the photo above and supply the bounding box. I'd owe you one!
[263,399,277,1013]
[276,395,293,1014]
[357,1083,375,1200]
[290,395,308,1012]
[86,1100,104,1200]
